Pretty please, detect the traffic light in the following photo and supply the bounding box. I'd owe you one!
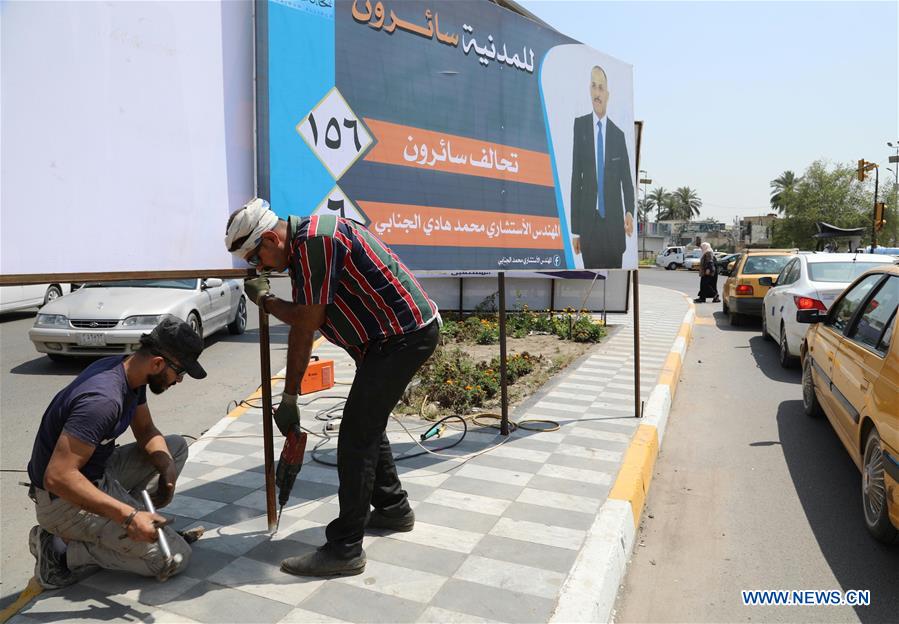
[857,159,867,181]
[874,202,886,232]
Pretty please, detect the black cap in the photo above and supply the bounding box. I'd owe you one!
[139,315,207,379]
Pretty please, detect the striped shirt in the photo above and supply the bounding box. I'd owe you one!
[287,215,438,360]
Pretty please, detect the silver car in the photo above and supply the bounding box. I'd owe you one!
[29,278,246,361]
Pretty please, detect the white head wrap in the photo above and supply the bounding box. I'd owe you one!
[700,242,712,254]
[225,198,279,258]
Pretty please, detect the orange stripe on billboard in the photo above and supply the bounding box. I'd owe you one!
[361,201,564,250]
[363,118,554,187]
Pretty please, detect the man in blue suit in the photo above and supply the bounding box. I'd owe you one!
[570,65,635,269]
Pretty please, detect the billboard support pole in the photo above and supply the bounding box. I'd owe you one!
[498,272,510,436]
[632,269,642,418]
[458,278,464,316]
[259,309,278,531]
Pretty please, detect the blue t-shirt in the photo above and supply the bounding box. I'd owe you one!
[28,355,147,488]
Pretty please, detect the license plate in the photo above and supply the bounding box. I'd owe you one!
[77,332,106,346]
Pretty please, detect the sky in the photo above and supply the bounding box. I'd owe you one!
[519,0,898,225]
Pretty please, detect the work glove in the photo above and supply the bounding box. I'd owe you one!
[274,391,300,436]
[244,275,271,306]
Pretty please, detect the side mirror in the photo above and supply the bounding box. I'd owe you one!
[202,278,223,290]
[759,277,774,287]
[796,309,825,324]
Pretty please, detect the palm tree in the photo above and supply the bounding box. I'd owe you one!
[671,186,702,220]
[637,198,653,224]
[646,187,671,222]
[770,170,798,213]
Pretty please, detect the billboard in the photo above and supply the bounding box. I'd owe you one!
[259,0,637,272]
[1,1,254,279]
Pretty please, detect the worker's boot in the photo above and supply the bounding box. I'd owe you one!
[281,544,366,577]
[367,508,415,533]
[28,526,76,590]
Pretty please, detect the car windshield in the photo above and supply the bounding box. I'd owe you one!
[741,255,791,275]
[84,279,197,290]
[808,262,888,283]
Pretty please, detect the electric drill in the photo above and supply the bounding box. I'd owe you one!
[275,423,307,529]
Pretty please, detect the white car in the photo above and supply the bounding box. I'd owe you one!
[656,246,686,270]
[1,283,71,314]
[761,253,895,367]
[683,249,710,271]
[29,278,246,361]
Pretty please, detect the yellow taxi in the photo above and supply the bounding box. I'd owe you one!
[799,264,899,544]
[722,249,797,325]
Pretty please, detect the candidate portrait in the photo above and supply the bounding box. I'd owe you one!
[569,65,635,269]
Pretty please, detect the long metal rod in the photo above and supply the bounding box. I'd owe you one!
[259,308,277,531]
[139,490,172,561]
[498,272,510,436]
[633,269,641,418]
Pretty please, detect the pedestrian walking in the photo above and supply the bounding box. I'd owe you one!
[224,198,440,577]
[694,242,720,303]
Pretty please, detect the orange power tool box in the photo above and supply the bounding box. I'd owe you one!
[300,356,335,395]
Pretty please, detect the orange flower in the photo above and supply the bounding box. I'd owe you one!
[446,379,454,385]
[465,385,472,390]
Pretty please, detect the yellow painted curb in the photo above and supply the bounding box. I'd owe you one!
[609,298,695,529]
[0,577,43,624]
[609,425,660,526]
[225,336,326,419]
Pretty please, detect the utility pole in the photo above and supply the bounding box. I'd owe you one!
[857,158,880,250]
[639,170,652,260]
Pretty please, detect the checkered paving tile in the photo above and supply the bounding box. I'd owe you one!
[12,286,687,624]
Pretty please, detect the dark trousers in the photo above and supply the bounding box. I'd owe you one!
[698,274,719,299]
[325,320,439,557]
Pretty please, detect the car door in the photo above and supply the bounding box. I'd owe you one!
[769,259,797,336]
[201,278,229,332]
[814,274,886,443]
[831,276,899,461]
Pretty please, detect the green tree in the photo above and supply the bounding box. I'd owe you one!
[637,198,653,224]
[772,160,873,249]
[646,187,671,222]
[671,186,702,220]
[770,170,799,213]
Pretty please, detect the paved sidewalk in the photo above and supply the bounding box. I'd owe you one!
[9,285,689,624]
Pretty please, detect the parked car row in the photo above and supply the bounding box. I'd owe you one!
[27,278,247,361]
[718,248,899,544]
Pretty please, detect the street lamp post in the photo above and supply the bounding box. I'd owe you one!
[889,142,899,247]
[638,170,652,259]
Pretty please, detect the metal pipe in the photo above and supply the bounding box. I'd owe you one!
[140,490,172,561]
[498,272,509,436]
[633,269,641,418]
[259,308,277,532]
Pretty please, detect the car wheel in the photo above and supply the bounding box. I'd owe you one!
[779,323,795,368]
[761,312,773,341]
[722,299,729,314]
[42,285,63,307]
[228,296,247,335]
[667,262,677,271]
[729,309,741,326]
[801,356,823,418]
[187,311,202,340]
[47,353,67,363]
[861,428,899,544]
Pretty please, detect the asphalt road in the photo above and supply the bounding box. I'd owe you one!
[0,279,295,605]
[616,269,898,623]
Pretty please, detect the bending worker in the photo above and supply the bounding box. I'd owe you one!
[26,316,206,588]
[225,199,440,577]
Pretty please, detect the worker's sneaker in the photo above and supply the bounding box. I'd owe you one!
[281,544,366,577]
[367,508,415,532]
[28,526,76,590]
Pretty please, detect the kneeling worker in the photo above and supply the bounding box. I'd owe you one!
[225,199,440,577]
[26,316,207,588]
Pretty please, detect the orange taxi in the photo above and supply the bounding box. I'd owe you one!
[799,264,899,543]
[722,249,797,325]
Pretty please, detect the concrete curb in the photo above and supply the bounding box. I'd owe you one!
[550,297,696,624]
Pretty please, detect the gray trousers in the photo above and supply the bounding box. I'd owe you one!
[32,434,192,578]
